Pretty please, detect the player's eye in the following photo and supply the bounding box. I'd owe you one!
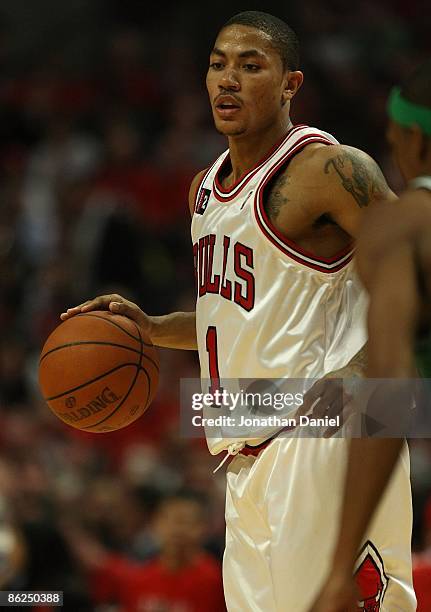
[243,64,260,71]
[210,62,224,70]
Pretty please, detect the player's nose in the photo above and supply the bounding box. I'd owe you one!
[218,68,240,91]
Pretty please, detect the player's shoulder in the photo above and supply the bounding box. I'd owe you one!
[293,143,380,181]
[276,142,383,198]
[279,142,357,187]
[188,169,208,216]
[295,143,395,211]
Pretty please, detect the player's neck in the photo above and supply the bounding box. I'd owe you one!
[226,119,293,186]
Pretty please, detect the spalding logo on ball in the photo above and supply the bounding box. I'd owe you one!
[38,311,159,432]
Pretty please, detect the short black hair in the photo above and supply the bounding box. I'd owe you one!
[401,59,431,109]
[221,11,299,71]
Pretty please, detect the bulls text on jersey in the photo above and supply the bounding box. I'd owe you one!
[193,233,255,311]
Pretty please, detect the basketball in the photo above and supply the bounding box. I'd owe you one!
[38,311,159,432]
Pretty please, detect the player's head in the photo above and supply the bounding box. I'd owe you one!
[154,490,207,557]
[207,11,303,138]
[386,59,431,181]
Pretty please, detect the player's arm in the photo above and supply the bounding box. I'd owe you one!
[330,232,419,560]
[308,239,419,612]
[60,170,208,350]
[314,144,397,237]
[61,295,197,350]
[337,241,418,542]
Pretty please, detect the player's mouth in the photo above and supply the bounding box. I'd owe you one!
[215,95,241,119]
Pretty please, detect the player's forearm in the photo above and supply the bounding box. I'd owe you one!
[331,438,403,572]
[331,357,413,572]
[150,311,197,350]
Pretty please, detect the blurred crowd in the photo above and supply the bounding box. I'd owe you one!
[0,0,431,610]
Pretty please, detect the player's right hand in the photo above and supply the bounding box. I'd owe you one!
[60,294,153,337]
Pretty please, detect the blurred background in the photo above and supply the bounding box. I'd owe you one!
[0,0,430,610]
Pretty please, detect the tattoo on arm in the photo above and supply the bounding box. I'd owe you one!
[324,150,388,208]
[265,172,291,221]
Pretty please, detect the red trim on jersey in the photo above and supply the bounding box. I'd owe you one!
[240,440,273,457]
[240,425,294,457]
[213,124,308,202]
[254,136,354,273]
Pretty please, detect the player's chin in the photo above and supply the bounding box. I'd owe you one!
[214,120,247,137]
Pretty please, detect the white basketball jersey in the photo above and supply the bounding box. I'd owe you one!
[191,125,368,454]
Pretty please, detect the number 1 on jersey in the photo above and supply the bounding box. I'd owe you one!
[206,326,222,395]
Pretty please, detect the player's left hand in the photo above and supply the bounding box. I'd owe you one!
[307,572,358,612]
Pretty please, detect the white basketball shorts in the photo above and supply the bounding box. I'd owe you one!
[223,437,415,611]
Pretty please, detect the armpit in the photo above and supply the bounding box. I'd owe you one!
[265,170,291,222]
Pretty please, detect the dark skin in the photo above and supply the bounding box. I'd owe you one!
[308,195,431,612]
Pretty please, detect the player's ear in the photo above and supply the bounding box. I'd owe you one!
[282,70,303,106]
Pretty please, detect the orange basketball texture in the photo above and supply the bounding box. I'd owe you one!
[39,311,159,432]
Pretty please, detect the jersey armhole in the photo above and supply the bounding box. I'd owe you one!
[188,169,209,216]
[254,137,355,274]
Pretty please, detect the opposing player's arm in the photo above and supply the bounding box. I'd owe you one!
[312,144,397,238]
[357,191,431,290]
[338,240,419,554]
[340,240,420,550]
[308,240,419,611]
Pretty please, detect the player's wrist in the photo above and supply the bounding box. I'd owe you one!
[147,313,175,345]
[329,540,360,576]
[327,558,357,582]
[146,314,160,342]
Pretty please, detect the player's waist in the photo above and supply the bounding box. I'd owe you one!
[240,426,293,456]
[212,427,291,472]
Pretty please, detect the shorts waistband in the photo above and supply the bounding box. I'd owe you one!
[239,426,291,457]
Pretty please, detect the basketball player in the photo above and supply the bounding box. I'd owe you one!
[309,60,431,611]
[61,12,415,611]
